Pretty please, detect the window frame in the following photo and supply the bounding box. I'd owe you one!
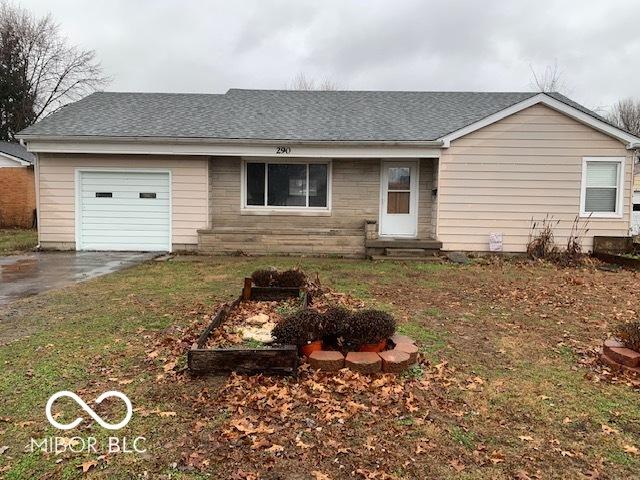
[579,157,626,219]
[240,158,332,215]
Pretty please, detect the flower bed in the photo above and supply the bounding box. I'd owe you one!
[188,268,419,375]
[307,334,419,373]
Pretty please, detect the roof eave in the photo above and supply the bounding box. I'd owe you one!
[16,134,445,148]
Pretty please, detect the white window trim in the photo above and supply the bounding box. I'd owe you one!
[240,158,332,215]
[579,157,625,219]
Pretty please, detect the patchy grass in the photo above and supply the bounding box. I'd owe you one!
[0,256,639,479]
[0,228,37,254]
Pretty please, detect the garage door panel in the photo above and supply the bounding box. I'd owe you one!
[78,171,171,251]
[82,185,169,196]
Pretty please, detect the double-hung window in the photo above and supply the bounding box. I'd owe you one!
[244,160,330,211]
[580,157,625,218]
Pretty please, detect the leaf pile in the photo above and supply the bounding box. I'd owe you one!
[178,362,472,478]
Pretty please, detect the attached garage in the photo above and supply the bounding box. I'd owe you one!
[76,170,171,251]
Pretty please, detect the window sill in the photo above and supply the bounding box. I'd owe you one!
[241,208,332,217]
[579,212,623,219]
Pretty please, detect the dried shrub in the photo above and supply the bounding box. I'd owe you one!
[323,305,352,337]
[251,269,276,287]
[272,309,324,346]
[614,320,640,352]
[338,309,396,349]
[275,269,307,288]
[561,215,590,266]
[526,214,590,266]
[526,215,559,260]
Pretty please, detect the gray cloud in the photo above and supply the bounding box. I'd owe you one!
[18,0,640,110]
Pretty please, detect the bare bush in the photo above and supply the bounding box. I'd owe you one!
[526,215,589,266]
[526,215,560,259]
[562,215,590,266]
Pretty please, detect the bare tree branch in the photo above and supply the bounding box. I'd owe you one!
[529,61,566,93]
[0,1,109,140]
[288,72,339,91]
[607,98,640,136]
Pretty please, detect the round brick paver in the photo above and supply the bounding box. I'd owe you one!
[606,346,640,368]
[393,343,419,363]
[378,350,411,373]
[309,350,345,371]
[345,352,382,373]
[390,334,415,346]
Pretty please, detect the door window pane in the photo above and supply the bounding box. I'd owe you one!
[388,167,410,190]
[246,163,266,205]
[308,164,328,207]
[267,164,307,206]
[387,192,410,214]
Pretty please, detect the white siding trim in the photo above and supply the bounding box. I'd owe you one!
[440,93,640,147]
[579,157,626,219]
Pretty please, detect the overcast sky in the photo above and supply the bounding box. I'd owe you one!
[18,0,640,112]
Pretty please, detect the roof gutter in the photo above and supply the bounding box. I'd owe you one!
[16,134,444,148]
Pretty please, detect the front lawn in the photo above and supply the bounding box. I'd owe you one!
[0,257,639,479]
[0,229,37,255]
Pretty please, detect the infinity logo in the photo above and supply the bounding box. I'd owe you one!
[45,391,133,431]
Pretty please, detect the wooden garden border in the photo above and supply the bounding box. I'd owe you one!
[188,279,308,375]
[593,252,640,270]
[593,236,640,270]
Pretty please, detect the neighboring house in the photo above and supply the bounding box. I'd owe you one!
[0,142,36,228]
[16,89,640,256]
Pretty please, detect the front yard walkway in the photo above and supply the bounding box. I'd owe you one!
[0,256,638,479]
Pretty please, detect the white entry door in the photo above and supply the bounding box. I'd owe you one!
[632,191,640,235]
[379,160,419,237]
[77,171,171,251]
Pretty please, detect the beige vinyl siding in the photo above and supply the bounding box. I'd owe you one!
[438,104,633,252]
[38,154,208,249]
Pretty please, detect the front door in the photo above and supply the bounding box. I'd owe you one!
[379,160,418,237]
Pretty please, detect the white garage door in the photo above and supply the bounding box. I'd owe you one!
[78,171,171,251]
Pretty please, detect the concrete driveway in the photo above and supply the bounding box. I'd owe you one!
[0,251,156,307]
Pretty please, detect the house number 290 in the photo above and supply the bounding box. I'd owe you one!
[275,146,291,154]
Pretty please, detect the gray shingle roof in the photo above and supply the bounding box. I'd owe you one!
[0,141,35,164]
[16,89,614,142]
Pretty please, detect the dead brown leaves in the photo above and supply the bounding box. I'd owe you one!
[178,362,460,477]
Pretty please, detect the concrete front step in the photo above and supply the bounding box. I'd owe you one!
[365,238,443,249]
[385,248,434,257]
[371,255,443,262]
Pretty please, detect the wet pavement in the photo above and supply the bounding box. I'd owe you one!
[0,252,156,306]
